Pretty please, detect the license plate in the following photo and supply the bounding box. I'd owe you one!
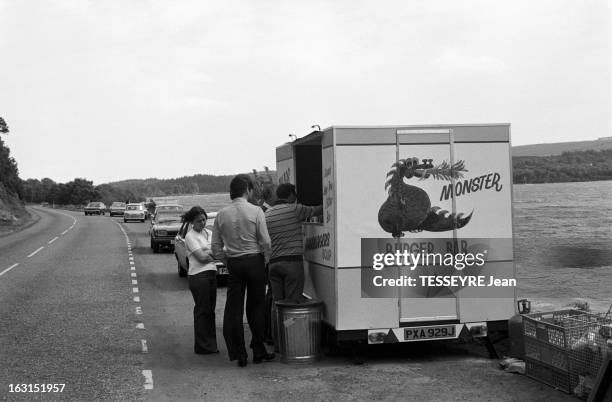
[170,240,175,245]
[217,266,229,275]
[404,325,457,341]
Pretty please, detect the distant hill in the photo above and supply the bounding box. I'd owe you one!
[106,174,235,196]
[513,149,612,184]
[512,137,612,157]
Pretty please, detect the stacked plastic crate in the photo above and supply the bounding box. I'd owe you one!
[566,312,612,398]
[523,309,612,397]
[523,310,577,393]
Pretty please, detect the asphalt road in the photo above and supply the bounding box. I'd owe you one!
[0,206,576,401]
[0,206,142,401]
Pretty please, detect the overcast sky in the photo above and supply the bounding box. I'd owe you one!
[1,0,610,184]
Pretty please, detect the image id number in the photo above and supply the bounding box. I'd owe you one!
[9,384,65,393]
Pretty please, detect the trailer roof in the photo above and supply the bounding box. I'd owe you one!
[292,130,324,146]
[276,124,512,154]
[327,123,510,129]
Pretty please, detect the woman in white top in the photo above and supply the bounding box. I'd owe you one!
[183,206,218,354]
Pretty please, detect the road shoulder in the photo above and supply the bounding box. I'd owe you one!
[0,206,40,238]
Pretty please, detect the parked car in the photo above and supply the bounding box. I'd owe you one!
[84,202,106,215]
[150,212,183,253]
[124,203,146,222]
[152,204,183,221]
[174,212,228,279]
[109,202,126,217]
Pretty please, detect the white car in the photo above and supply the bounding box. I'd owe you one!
[173,212,228,278]
[124,203,146,223]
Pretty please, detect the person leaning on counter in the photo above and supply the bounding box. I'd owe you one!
[264,183,322,305]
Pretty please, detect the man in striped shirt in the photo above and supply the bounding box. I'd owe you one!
[265,183,322,303]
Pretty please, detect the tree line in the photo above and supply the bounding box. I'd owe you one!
[20,176,229,206]
[107,173,236,198]
[20,169,276,207]
[513,149,612,184]
[4,124,612,209]
[13,149,612,207]
[20,178,145,206]
[0,119,24,200]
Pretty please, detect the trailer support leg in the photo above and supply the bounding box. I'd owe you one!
[350,342,364,365]
[484,336,499,359]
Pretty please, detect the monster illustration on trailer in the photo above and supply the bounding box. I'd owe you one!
[378,157,473,236]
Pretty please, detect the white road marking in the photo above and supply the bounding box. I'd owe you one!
[48,236,59,244]
[61,230,68,235]
[0,263,19,277]
[132,280,138,285]
[27,247,44,258]
[142,370,154,390]
[115,224,154,393]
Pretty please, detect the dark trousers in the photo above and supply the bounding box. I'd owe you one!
[188,270,218,353]
[223,254,267,360]
[269,259,305,303]
[264,266,273,342]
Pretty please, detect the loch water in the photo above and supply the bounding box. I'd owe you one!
[155,180,612,313]
[513,180,612,312]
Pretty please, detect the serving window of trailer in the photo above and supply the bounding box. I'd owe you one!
[293,132,323,207]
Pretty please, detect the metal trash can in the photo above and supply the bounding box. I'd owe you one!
[275,299,324,364]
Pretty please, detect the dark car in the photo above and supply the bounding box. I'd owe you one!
[173,212,228,278]
[84,202,106,216]
[109,202,126,217]
[149,212,182,253]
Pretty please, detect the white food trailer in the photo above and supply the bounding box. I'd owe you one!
[276,124,516,347]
